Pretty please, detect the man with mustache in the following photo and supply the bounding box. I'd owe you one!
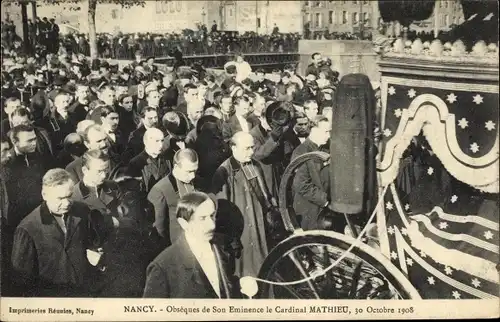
[222,95,259,142]
[65,124,117,183]
[144,192,238,298]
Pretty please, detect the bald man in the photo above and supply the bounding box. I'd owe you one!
[147,148,201,251]
[212,131,274,277]
[186,98,204,129]
[128,128,171,193]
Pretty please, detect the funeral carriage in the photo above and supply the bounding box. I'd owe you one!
[246,1,499,300]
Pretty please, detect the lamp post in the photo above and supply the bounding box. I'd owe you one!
[219,1,225,31]
[201,8,206,26]
[359,0,364,39]
[301,3,307,37]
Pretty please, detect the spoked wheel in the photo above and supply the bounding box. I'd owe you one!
[256,230,421,299]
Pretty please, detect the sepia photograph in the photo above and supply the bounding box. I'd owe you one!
[0,0,498,320]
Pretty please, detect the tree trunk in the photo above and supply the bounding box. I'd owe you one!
[21,2,30,54]
[88,0,98,59]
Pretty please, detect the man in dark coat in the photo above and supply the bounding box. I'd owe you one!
[292,115,339,231]
[11,169,117,297]
[66,124,116,183]
[212,132,274,277]
[71,150,145,297]
[250,101,291,200]
[147,149,200,250]
[123,107,158,162]
[127,128,170,193]
[222,95,259,142]
[282,111,310,168]
[143,192,239,298]
[3,125,53,233]
[304,52,323,77]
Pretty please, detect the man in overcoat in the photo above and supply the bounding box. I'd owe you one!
[212,132,273,277]
[72,149,145,297]
[147,148,200,251]
[143,192,239,298]
[250,101,291,200]
[292,115,339,231]
[11,169,117,297]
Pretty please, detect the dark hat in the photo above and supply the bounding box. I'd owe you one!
[162,111,190,140]
[195,115,220,135]
[146,56,155,62]
[225,65,237,74]
[265,101,292,128]
[53,75,68,87]
[122,65,132,74]
[100,61,110,69]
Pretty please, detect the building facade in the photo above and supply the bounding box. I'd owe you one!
[2,0,302,35]
[302,0,464,35]
[303,0,380,34]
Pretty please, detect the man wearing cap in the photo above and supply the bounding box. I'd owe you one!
[127,128,170,193]
[250,101,290,200]
[252,69,272,94]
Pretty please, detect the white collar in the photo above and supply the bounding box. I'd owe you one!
[184,233,221,297]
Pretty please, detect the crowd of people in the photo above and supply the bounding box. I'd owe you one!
[2,17,301,60]
[1,15,364,299]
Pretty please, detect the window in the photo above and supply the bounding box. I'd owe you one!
[315,13,321,27]
[229,9,233,16]
[353,1,357,4]
[315,1,321,7]
[363,12,369,23]
[307,13,312,23]
[445,14,450,25]
[444,1,448,8]
[342,11,348,24]
[353,12,359,25]
[111,9,118,19]
[329,10,334,24]
[257,18,261,28]
[363,0,368,4]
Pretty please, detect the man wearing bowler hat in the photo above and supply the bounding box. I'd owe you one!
[161,111,191,165]
[250,101,291,200]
